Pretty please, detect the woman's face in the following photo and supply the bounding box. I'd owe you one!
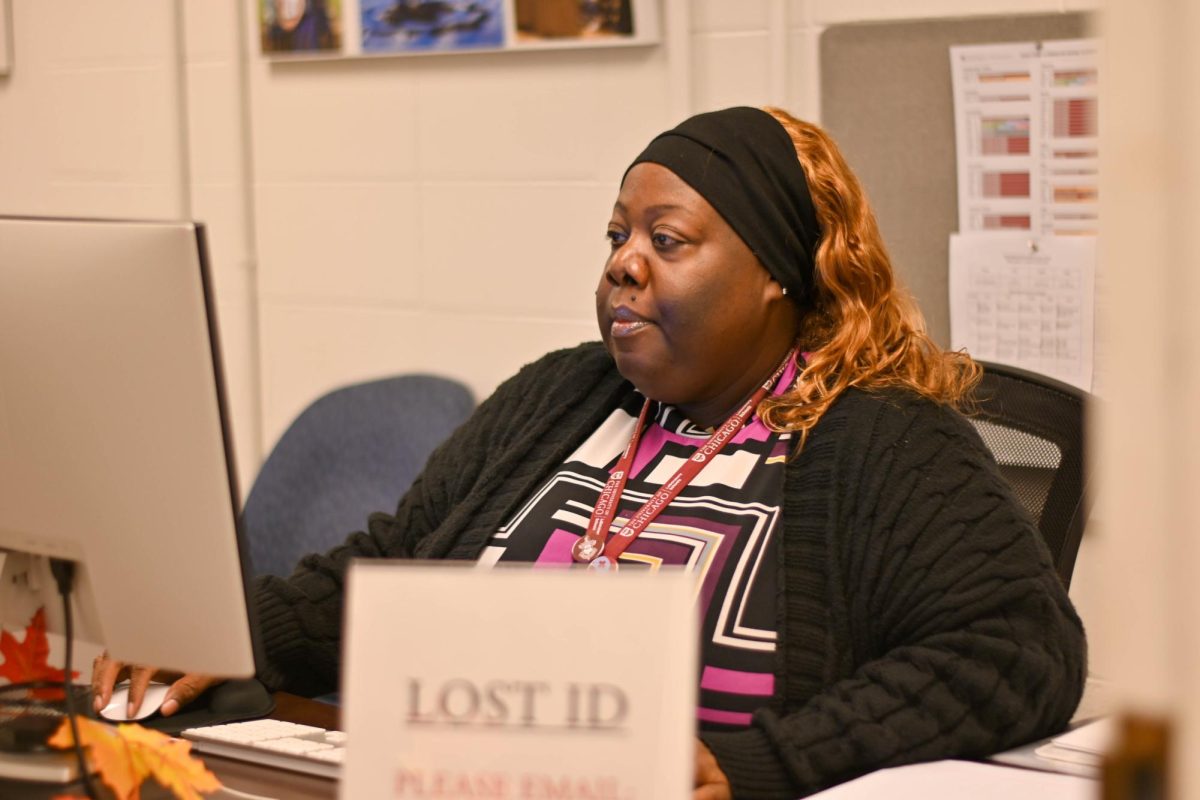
[596,163,799,426]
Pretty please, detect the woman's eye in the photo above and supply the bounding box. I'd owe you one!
[652,232,680,248]
[606,230,628,248]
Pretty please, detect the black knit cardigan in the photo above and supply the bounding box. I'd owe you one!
[252,342,1086,798]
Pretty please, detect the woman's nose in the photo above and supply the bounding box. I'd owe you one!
[605,238,650,288]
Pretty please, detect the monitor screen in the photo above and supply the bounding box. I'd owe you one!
[0,216,257,679]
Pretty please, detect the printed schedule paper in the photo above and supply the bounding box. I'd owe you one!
[949,233,1095,392]
[951,39,1100,236]
[341,562,697,799]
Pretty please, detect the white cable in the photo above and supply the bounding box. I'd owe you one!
[213,786,282,800]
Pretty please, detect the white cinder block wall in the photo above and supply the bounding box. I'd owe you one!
[4,0,1139,748]
[0,0,1097,484]
[0,0,1105,644]
[0,0,1103,662]
[1,0,1103,617]
[0,1,262,489]
[249,0,1099,460]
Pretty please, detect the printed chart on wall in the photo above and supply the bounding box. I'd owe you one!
[949,39,1100,393]
[951,39,1099,235]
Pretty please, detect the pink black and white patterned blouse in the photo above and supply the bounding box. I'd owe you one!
[482,361,799,731]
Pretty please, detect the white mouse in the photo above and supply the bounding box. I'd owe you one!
[100,680,171,722]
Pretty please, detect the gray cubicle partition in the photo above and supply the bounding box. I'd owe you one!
[819,13,1091,346]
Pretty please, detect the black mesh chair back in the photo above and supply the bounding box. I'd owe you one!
[968,361,1088,588]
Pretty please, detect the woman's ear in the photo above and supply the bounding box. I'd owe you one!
[763,278,803,338]
[763,278,788,303]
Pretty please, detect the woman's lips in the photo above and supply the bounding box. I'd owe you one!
[610,305,653,338]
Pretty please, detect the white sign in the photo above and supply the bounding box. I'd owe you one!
[341,562,697,800]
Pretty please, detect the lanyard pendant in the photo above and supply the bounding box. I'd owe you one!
[571,535,605,563]
[586,556,617,572]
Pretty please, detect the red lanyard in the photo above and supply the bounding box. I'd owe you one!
[571,348,796,571]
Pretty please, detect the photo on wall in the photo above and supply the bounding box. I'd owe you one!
[260,0,344,54]
[360,0,506,53]
[513,0,634,45]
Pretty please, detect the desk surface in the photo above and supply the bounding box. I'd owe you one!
[0,693,341,800]
[2,695,1100,799]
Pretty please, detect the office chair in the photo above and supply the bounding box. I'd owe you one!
[968,361,1089,588]
[242,375,475,577]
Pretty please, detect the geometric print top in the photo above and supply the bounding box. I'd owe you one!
[480,360,798,730]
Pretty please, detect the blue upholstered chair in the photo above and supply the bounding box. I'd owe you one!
[241,375,475,577]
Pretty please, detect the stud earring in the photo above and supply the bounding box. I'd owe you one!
[782,287,789,296]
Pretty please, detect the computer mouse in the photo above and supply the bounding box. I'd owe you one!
[99,680,171,722]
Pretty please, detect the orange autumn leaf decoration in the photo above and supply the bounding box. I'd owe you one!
[49,716,222,800]
[0,607,79,699]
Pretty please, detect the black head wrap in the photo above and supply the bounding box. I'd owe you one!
[625,106,822,308]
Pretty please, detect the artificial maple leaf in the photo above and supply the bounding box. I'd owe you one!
[120,723,221,800]
[0,607,80,699]
[49,717,142,799]
[51,717,222,800]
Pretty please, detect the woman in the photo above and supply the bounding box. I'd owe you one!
[96,106,1085,798]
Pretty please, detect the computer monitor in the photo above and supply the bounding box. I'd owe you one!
[0,216,257,679]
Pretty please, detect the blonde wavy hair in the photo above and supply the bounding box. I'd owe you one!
[757,107,980,444]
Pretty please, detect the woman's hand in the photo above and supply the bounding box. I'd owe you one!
[694,739,732,800]
[91,651,219,718]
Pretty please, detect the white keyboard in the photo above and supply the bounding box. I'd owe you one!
[181,718,346,780]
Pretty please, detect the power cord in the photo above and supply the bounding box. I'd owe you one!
[49,558,100,800]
